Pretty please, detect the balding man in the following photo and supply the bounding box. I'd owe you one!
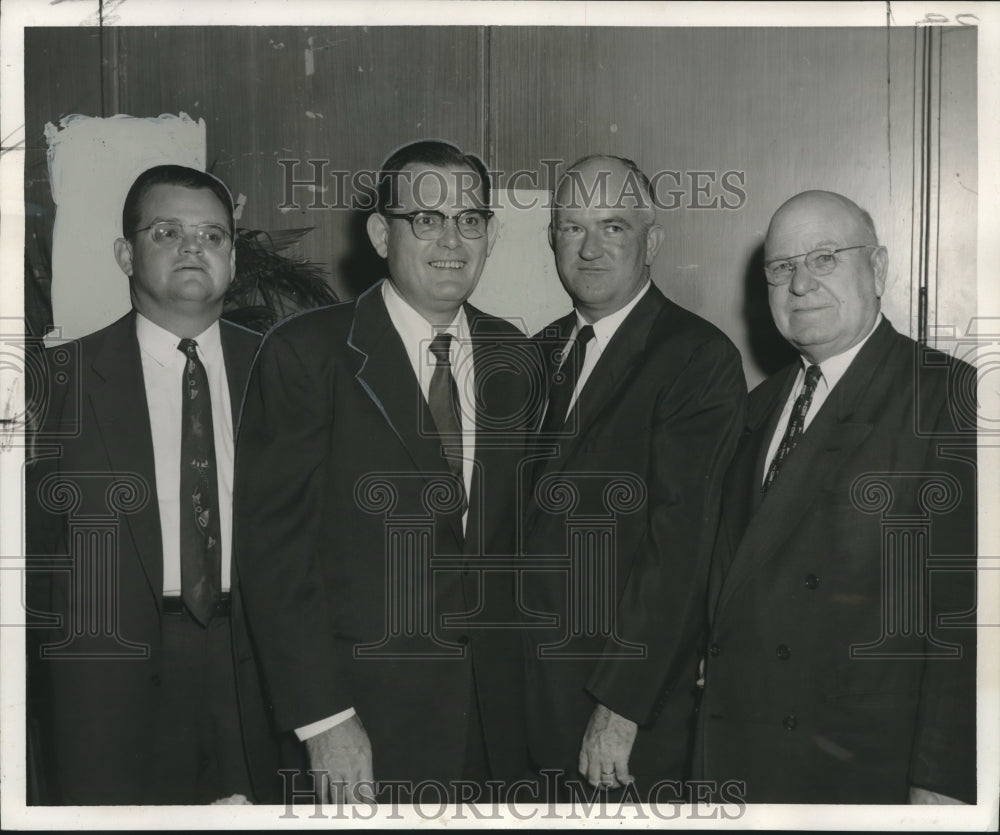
[694,190,977,804]
[521,155,745,799]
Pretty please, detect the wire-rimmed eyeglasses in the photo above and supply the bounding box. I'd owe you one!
[764,245,877,285]
[131,221,232,250]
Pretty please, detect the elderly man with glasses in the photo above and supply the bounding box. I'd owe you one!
[26,165,286,804]
[693,190,977,804]
[235,140,538,803]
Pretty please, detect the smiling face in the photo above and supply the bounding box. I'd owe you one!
[549,158,664,323]
[765,191,887,364]
[114,183,235,337]
[366,163,498,325]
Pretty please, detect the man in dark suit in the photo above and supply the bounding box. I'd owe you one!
[521,155,746,799]
[694,190,977,804]
[234,140,536,803]
[26,164,283,804]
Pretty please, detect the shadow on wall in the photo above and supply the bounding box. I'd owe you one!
[742,242,797,384]
[337,209,386,299]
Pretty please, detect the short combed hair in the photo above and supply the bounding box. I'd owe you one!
[554,154,657,215]
[122,164,235,240]
[375,140,491,213]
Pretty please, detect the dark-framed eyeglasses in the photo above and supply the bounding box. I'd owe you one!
[381,209,494,241]
[130,221,232,250]
[764,245,877,285]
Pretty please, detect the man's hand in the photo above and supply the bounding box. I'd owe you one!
[578,703,638,789]
[909,786,966,804]
[305,714,375,804]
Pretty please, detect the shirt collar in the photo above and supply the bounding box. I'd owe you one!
[381,279,470,357]
[807,312,883,392]
[574,280,651,350]
[135,311,223,367]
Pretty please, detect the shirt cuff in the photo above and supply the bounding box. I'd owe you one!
[294,707,356,741]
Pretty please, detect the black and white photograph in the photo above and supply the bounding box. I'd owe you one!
[1,0,997,828]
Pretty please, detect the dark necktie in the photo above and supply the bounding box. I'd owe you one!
[762,363,823,496]
[178,338,221,625]
[542,324,595,433]
[427,333,466,509]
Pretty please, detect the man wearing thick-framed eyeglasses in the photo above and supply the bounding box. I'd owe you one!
[694,190,976,804]
[235,140,538,802]
[26,165,287,803]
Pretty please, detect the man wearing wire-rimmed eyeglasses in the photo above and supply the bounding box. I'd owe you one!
[26,165,285,804]
[694,190,977,804]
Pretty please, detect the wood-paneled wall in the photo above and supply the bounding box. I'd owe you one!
[24,25,976,385]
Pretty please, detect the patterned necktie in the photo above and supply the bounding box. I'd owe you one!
[542,324,595,433]
[762,363,823,496]
[177,338,221,625]
[427,333,467,510]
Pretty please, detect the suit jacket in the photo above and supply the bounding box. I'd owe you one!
[521,285,746,789]
[25,311,287,804]
[694,318,977,804]
[233,281,538,785]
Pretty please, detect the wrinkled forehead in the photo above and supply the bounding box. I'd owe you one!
[391,163,487,212]
[553,164,654,218]
[765,197,869,256]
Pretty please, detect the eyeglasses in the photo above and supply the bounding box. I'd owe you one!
[131,221,232,250]
[382,209,494,241]
[764,245,876,285]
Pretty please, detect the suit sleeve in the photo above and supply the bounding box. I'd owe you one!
[586,333,746,724]
[908,362,977,803]
[234,326,352,732]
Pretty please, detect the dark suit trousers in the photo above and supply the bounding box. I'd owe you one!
[147,609,253,804]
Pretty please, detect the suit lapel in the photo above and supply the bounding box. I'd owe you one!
[714,321,895,618]
[347,283,464,542]
[220,321,258,427]
[545,286,667,475]
[88,313,164,608]
[526,288,666,530]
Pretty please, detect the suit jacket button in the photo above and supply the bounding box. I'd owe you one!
[782,714,797,730]
[776,644,791,660]
[805,574,820,590]
[151,674,161,687]
[457,635,469,646]
[709,643,721,657]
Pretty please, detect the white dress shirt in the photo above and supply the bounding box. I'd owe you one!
[295,279,478,741]
[135,313,234,595]
[762,313,883,482]
[556,280,652,422]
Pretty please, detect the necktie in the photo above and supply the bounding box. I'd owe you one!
[542,325,594,433]
[427,333,466,510]
[178,338,221,625]
[762,363,822,495]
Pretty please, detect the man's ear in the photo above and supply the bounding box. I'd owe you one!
[485,214,500,257]
[229,237,237,284]
[366,212,389,259]
[547,223,555,252]
[113,238,134,278]
[644,224,665,266]
[871,245,888,298]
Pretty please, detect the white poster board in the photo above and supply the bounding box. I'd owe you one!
[472,188,570,336]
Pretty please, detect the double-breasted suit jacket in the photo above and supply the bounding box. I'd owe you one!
[521,285,746,788]
[694,318,977,804]
[234,281,538,784]
[26,311,284,804]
